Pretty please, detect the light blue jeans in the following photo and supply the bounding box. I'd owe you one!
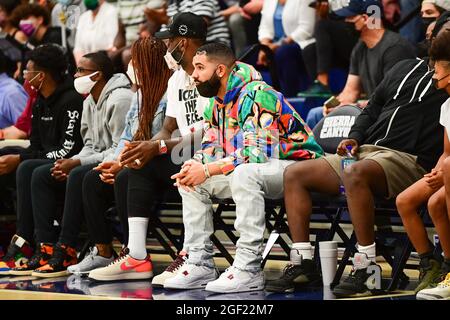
[180,159,295,272]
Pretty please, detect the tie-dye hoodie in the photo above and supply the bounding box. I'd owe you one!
[193,62,323,175]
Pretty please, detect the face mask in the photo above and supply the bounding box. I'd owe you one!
[84,0,99,11]
[126,63,138,85]
[196,68,221,98]
[28,72,44,92]
[422,17,436,28]
[19,20,37,37]
[164,40,184,71]
[433,73,450,90]
[74,71,99,94]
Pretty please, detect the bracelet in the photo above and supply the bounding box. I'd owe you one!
[203,164,211,179]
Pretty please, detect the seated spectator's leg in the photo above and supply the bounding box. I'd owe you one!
[82,169,115,257]
[428,187,450,255]
[306,106,324,130]
[58,164,98,248]
[399,0,424,44]
[264,157,341,293]
[396,178,436,255]
[127,155,181,260]
[274,43,305,97]
[178,174,232,267]
[230,159,295,271]
[301,43,318,82]
[114,168,129,246]
[228,13,247,57]
[342,160,388,259]
[17,160,55,244]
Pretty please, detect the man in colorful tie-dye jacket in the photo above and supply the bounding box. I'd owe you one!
[168,42,323,294]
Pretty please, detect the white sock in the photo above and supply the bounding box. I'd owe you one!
[357,243,376,263]
[292,242,313,262]
[127,217,149,260]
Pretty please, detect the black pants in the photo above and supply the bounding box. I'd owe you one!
[15,159,54,243]
[127,154,181,218]
[31,163,97,247]
[302,19,359,77]
[82,168,129,245]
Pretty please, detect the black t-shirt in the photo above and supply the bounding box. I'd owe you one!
[349,30,415,97]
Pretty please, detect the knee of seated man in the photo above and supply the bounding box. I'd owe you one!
[342,161,368,184]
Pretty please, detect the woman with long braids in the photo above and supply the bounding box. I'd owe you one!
[63,37,172,277]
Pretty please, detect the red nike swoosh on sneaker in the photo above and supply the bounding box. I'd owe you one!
[120,260,148,271]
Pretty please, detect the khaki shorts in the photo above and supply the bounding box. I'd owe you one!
[323,145,427,199]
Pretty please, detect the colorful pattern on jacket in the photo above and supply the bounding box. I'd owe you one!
[194,62,323,175]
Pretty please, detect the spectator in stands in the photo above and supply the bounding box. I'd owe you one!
[305,0,415,129]
[7,51,133,278]
[66,37,171,276]
[164,42,323,293]
[163,0,231,45]
[415,32,450,301]
[396,27,450,297]
[87,13,210,283]
[299,0,359,97]
[257,0,316,98]
[12,4,63,47]
[73,0,119,63]
[417,0,450,57]
[0,0,27,43]
[51,0,86,50]
[220,0,246,56]
[0,50,27,130]
[264,20,449,297]
[0,44,84,275]
[239,0,264,47]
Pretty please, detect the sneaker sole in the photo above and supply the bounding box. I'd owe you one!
[205,280,265,293]
[31,270,69,278]
[0,271,11,276]
[164,276,218,290]
[88,271,153,282]
[265,278,322,293]
[9,270,34,276]
[416,293,447,300]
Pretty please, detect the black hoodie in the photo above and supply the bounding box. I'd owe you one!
[19,77,84,161]
[349,58,449,172]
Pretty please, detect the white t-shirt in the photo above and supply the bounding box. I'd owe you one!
[440,98,450,133]
[166,69,209,137]
[73,2,119,56]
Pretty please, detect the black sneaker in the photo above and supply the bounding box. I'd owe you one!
[297,80,333,98]
[10,243,54,276]
[265,259,321,293]
[333,252,382,298]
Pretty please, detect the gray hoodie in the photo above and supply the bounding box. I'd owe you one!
[72,73,133,165]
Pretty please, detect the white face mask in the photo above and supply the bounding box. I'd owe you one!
[164,40,183,71]
[126,62,138,85]
[74,71,99,95]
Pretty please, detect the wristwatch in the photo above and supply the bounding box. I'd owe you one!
[159,140,168,154]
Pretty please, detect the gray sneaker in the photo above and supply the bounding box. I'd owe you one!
[67,247,114,275]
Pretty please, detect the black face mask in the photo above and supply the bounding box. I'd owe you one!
[433,73,450,90]
[196,70,221,98]
[422,17,436,34]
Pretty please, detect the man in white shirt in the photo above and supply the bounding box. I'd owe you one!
[73,0,119,63]
[87,13,210,284]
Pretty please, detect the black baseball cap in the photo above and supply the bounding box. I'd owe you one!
[330,0,383,18]
[155,12,207,40]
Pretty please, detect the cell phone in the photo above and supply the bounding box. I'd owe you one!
[324,96,340,109]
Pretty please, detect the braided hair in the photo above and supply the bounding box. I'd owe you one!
[131,36,172,141]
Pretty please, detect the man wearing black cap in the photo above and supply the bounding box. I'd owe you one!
[88,12,210,284]
[306,0,415,129]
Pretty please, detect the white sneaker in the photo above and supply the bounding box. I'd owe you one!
[68,247,114,275]
[205,266,265,293]
[417,273,450,300]
[164,263,218,289]
[152,253,188,287]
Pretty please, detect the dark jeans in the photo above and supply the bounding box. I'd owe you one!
[31,163,97,247]
[310,19,359,75]
[15,159,54,243]
[82,168,129,245]
[128,154,182,218]
[274,43,307,98]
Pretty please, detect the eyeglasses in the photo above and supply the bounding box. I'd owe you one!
[75,67,98,74]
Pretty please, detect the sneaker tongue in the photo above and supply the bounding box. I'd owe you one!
[353,253,371,270]
[290,249,303,265]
